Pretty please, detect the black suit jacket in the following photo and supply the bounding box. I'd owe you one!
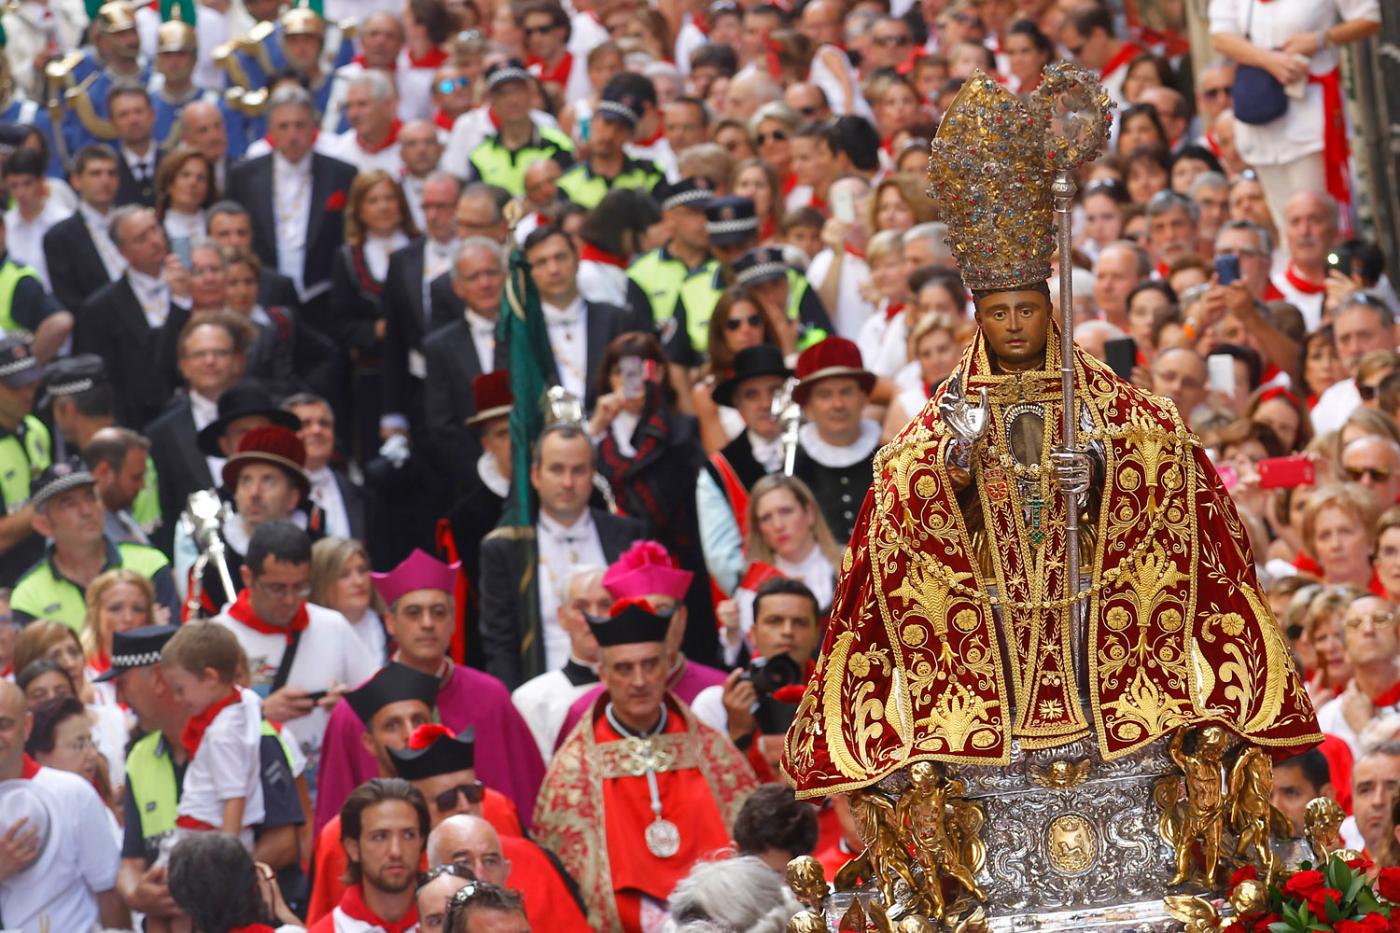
[143,396,212,556]
[564,300,632,413]
[422,314,504,488]
[257,268,301,310]
[115,150,161,207]
[224,152,358,297]
[42,213,114,313]
[381,240,462,429]
[308,467,369,542]
[74,276,190,429]
[479,508,645,688]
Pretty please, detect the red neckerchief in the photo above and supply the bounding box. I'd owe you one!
[360,118,403,154]
[1155,260,1169,280]
[809,191,828,215]
[634,125,665,147]
[486,106,502,129]
[182,687,241,756]
[1204,130,1221,158]
[1100,41,1142,80]
[433,110,455,130]
[1285,263,1326,295]
[92,651,111,674]
[227,588,310,641]
[1294,549,1325,577]
[338,884,418,933]
[1371,678,1400,708]
[20,754,40,779]
[1260,362,1281,384]
[229,926,277,933]
[580,243,628,268]
[407,46,448,69]
[781,172,798,196]
[1263,279,1284,301]
[843,242,865,261]
[528,51,573,88]
[884,301,905,321]
[352,53,367,66]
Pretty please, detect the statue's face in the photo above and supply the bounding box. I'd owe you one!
[974,288,1052,373]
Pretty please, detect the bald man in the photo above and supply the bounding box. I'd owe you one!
[1272,191,1340,329]
[0,682,126,931]
[1076,320,1125,363]
[1150,346,1208,427]
[1093,241,1150,330]
[179,100,233,182]
[401,120,447,230]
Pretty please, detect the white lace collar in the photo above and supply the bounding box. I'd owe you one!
[476,451,510,498]
[797,418,881,468]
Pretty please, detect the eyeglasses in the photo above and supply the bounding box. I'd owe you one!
[1201,86,1231,100]
[755,129,788,145]
[255,580,313,600]
[1344,464,1392,482]
[436,77,470,94]
[1345,612,1397,630]
[523,23,557,35]
[725,313,763,331]
[872,34,911,47]
[433,781,486,813]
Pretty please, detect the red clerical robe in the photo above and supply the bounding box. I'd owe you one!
[782,330,1322,798]
[535,692,757,931]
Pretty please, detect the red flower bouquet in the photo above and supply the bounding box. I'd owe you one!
[1227,853,1391,933]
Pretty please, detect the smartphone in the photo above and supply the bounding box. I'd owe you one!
[831,186,857,224]
[1103,336,1137,381]
[1258,454,1316,489]
[305,690,328,703]
[1217,463,1239,490]
[1214,254,1241,286]
[619,355,644,399]
[171,236,193,269]
[1207,353,1237,399]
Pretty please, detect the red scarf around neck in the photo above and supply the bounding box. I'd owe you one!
[20,754,40,779]
[406,45,448,69]
[360,118,403,154]
[528,51,572,88]
[1100,41,1142,80]
[338,884,418,933]
[580,243,628,268]
[227,589,309,641]
[1285,263,1326,296]
[182,687,241,756]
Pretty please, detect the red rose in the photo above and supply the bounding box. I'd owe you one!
[1349,854,1377,874]
[1306,888,1343,920]
[1379,867,1400,902]
[1253,913,1282,933]
[326,191,346,212]
[1231,865,1260,890]
[1363,913,1391,933]
[1285,871,1327,899]
[1337,919,1368,933]
[1390,909,1400,933]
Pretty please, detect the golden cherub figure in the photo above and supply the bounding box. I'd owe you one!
[895,761,989,921]
[847,788,922,915]
[1305,797,1346,862]
[1228,746,1288,882]
[787,911,830,933]
[1168,726,1230,886]
[786,856,829,914]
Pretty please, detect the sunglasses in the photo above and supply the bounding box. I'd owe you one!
[523,23,557,35]
[436,76,470,94]
[873,34,911,46]
[1345,464,1392,482]
[434,781,486,813]
[726,313,763,331]
[755,129,788,145]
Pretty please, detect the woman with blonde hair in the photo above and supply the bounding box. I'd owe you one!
[1302,483,1383,590]
[732,158,785,243]
[80,568,157,675]
[882,313,964,442]
[866,173,940,235]
[1302,583,1363,706]
[743,474,843,611]
[310,537,388,662]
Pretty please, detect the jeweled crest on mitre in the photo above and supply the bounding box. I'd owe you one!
[928,63,1113,293]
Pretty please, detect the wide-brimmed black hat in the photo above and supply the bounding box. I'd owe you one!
[196,382,301,457]
[344,662,441,726]
[389,725,476,780]
[94,624,178,682]
[713,345,792,408]
[586,597,672,647]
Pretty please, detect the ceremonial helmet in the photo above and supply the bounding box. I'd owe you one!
[928,64,1111,293]
[158,20,197,53]
[280,3,326,37]
[94,1,139,34]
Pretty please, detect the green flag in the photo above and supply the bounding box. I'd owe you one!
[497,246,556,528]
[160,0,196,22]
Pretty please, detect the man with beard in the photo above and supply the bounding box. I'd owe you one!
[309,779,428,933]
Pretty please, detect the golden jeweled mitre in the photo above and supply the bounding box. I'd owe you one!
[928,64,1113,292]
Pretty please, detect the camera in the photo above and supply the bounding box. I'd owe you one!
[743,653,803,697]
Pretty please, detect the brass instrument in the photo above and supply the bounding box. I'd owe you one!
[184,489,236,618]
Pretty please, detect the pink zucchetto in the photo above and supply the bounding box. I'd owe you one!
[371,548,461,608]
[602,540,694,601]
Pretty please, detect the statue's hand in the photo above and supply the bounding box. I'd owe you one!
[1051,447,1092,495]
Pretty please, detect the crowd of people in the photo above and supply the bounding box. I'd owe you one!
[0,0,1389,926]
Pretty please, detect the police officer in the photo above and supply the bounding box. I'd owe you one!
[0,212,69,360]
[467,60,575,197]
[627,176,716,328]
[103,625,310,920]
[556,75,664,209]
[0,335,51,586]
[731,246,831,351]
[10,458,177,628]
[663,195,758,367]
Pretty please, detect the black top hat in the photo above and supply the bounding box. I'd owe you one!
[29,458,95,512]
[733,247,789,288]
[343,662,442,726]
[389,725,476,780]
[196,382,302,457]
[659,176,716,213]
[486,59,531,92]
[93,624,179,682]
[712,345,792,408]
[41,354,107,403]
[586,598,672,647]
[705,196,758,247]
[0,335,43,389]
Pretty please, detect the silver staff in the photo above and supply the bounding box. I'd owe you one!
[185,489,236,616]
[772,376,801,476]
[1053,170,1082,620]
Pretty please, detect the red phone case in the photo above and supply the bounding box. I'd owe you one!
[1258,455,1315,489]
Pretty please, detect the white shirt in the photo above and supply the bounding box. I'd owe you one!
[465,309,498,373]
[322,126,405,177]
[749,429,784,474]
[395,47,438,122]
[128,266,172,327]
[346,607,388,663]
[423,236,458,319]
[119,142,157,185]
[5,196,71,292]
[272,151,314,298]
[610,409,641,458]
[542,296,588,402]
[777,541,837,610]
[857,305,901,378]
[79,201,126,281]
[807,247,872,342]
[363,231,410,282]
[213,601,378,775]
[1271,270,1327,331]
[0,765,120,933]
[307,465,352,539]
[577,259,630,308]
[163,208,205,245]
[1310,376,1360,436]
[1208,0,1379,166]
[626,136,678,182]
[191,390,224,480]
[512,666,597,759]
[178,687,266,847]
[536,511,606,670]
